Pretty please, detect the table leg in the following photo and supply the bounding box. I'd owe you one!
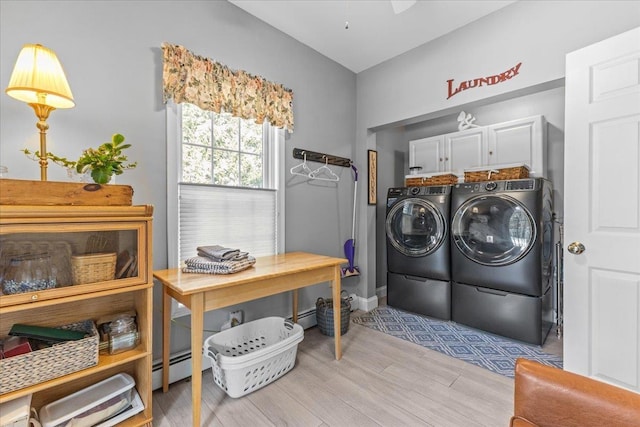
[191,293,204,427]
[292,289,299,323]
[162,285,171,392]
[331,266,342,360]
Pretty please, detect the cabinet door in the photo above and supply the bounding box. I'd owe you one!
[409,135,445,173]
[445,128,486,174]
[487,115,546,176]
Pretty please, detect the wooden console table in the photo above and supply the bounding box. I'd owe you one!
[153,252,346,426]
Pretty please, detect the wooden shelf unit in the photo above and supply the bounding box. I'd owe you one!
[0,204,153,426]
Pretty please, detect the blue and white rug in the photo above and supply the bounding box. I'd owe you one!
[352,306,563,378]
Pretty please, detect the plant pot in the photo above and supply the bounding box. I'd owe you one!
[90,168,115,184]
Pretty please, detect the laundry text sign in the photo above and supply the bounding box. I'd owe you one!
[447,62,522,99]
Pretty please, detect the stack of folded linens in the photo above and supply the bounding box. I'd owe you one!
[182,245,256,275]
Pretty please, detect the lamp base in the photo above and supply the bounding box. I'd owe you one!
[28,102,56,181]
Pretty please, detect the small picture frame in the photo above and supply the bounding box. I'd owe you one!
[368,150,377,205]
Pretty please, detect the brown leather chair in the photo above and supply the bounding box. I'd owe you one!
[511,358,640,427]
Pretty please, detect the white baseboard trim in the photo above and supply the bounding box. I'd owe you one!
[376,285,387,298]
[360,295,379,312]
[152,349,208,391]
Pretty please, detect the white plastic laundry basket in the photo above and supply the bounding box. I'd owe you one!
[204,317,304,398]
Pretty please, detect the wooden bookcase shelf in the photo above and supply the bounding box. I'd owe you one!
[0,204,153,426]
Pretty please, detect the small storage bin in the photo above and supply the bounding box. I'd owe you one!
[405,173,459,187]
[0,320,99,394]
[71,252,116,285]
[316,292,351,336]
[39,373,141,427]
[204,317,304,398]
[0,394,32,427]
[464,164,529,182]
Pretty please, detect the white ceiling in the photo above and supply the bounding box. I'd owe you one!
[229,0,517,73]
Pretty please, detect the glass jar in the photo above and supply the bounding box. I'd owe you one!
[1,253,56,294]
[105,316,138,354]
[109,316,137,334]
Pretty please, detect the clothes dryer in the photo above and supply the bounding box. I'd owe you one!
[450,178,554,344]
[386,185,451,319]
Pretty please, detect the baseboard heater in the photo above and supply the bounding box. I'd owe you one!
[151,306,319,391]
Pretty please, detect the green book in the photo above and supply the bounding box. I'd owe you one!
[9,324,88,342]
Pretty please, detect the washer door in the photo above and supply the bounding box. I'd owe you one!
[386,198,445,257]
[452,195,536,266]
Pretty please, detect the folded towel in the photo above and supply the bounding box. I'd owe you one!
[196,245,241,261]
[197,249,249,262]
[182,255,256,275]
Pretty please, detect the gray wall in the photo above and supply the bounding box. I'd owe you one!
[356,1,640,299]
[0,1,356,359]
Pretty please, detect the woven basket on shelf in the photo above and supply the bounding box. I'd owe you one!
[71,252,117,285]
[316,291,351,336]
[464,165,529,183]
[405,174,459,187]
[0,320,99,394]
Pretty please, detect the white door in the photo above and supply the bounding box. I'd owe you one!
[564,26,640,393]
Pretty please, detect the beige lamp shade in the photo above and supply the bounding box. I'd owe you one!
[5,44,75,109]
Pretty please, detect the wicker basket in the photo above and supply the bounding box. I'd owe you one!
[464,165,529,183]
[405,173,459,187]
[0,320,99,394]
[316,292,351,336]
[71,252,117,285]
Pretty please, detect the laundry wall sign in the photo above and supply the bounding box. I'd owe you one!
[446,62,522,99]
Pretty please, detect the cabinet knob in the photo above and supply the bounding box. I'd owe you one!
[489,151,493,155]
[445,157,449,161]
[439,158,443,162]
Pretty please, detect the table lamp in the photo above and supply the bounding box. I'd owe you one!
[5,44,75,181]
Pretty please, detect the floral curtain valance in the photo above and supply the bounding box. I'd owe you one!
[162,43,294,132]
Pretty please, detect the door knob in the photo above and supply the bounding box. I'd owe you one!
[567,242,586,255]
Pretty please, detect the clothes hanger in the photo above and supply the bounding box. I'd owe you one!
[290,151,314,177]
[310,156,340,182]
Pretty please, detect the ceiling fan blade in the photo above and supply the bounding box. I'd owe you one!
[391,0,417,14]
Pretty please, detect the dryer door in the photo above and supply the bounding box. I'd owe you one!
[452,194,535,266]
[386,198,445,257]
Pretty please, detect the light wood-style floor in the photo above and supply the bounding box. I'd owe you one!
[153,306,563,426]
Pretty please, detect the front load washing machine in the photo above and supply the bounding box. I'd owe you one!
[386,185,451,319]
[450,178,554,344]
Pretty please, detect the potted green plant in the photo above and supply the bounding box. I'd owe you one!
[22,133,137,184]
[74,133,137,184]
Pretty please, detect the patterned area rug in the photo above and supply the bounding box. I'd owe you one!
[352,306,563,378]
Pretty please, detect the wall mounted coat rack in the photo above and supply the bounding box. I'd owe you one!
[293,148,352,167]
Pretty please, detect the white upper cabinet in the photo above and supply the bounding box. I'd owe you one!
[487,115,546,177]
[409,128,486,174]
[446,128,487,173]
[408,115,547,178]
[409,134,445,174]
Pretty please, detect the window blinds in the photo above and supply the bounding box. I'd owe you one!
[178,183,277,261]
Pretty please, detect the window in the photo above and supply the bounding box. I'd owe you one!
[166,102,285,318]
[181,103,265,187]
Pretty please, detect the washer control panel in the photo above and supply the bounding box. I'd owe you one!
[454,178,538,194]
